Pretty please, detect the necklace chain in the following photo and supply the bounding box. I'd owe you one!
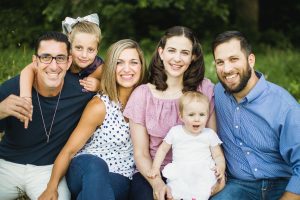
[36,90,62,143]
[118,100,124,112]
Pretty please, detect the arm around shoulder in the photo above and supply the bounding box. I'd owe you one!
[80,65,103,92]
[20,62,36,97]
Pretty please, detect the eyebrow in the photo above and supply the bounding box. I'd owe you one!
[181,50,191,53]
[38,53,67,56]
[167,47,191,52]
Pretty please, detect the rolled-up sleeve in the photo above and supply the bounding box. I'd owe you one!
[280,106,300,194]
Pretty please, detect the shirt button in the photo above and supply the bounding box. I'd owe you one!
[236,107,239,110]
[254,168,258,171]
[246,152,250,155]
[235,125,239,128]
[240,142,243,145]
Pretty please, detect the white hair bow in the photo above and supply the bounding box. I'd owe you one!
[62,13,99,34]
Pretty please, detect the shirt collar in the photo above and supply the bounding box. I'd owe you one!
[245,71,267,103]
[223,71,267,103]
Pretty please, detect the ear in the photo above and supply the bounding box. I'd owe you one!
[179,112,183,122]
[158,47,163,61]
[32,55,38,68]
[248,53,255,69]
[32,55,36,62]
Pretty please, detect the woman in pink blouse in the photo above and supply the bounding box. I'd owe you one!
[124,26,224,200]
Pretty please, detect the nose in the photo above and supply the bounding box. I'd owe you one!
[194,116,200,121]
[48,58,59,70]
[174,52,181,62]
[223,61,233,73]
[81,50,88,58]
[122,62,131,72]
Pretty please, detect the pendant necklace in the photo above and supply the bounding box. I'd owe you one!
[118,99,124,112]
[36,89,62,143]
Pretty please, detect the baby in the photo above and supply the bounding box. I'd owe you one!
[147,91,226,200]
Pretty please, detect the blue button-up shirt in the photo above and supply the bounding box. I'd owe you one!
[214,72,300,194]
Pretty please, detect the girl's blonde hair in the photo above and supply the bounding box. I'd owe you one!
[69,21,102,48]
[179,91,209,114]
[101,39,146,102]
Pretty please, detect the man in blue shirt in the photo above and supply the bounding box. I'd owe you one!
[0,32,94,199]
[211,31,300,200]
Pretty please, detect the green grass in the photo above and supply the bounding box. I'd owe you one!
[0,46,32,83]
[1,46,299,102]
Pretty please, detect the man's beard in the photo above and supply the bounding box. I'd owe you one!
[219,63,252,94]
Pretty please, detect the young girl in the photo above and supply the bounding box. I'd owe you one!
[38,39,147,200]
[147,91,225,200]
[20,13,103,128]
[123,26,225,200]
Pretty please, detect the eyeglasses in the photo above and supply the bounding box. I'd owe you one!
[36,54,68,64]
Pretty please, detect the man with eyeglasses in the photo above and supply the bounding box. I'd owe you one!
[0,31,94,199]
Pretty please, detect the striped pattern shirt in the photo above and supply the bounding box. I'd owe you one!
[214,72,300,194]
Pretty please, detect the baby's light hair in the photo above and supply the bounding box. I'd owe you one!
[68,21,102,48]
[179,91,209,115]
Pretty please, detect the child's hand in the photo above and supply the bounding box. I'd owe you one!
[21,97,33,129]
[147,168,160,179]
[211,175,226,195]
[212,165,225,181]
[79,77,101,92]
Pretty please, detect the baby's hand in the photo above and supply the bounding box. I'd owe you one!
[147,168,160,179]
[212,165,225,181]
[79,77,100,92]
[211,175,226,195]
[21,97,33,129]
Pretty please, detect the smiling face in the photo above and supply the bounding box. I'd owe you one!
[71,32,98,70]
[214,39,255,95]
[116,48,142,89]
[158,36,193,80]
[180,100,209,135]
[33,39,72,96]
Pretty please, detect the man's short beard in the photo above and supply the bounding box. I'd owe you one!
[219,63,252,94]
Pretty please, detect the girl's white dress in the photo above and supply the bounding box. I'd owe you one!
[162,125,222,200]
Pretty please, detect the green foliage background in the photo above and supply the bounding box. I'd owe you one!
[0,0,299,101]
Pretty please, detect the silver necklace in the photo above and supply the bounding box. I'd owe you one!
[118,99,124,112]
[36,90,62,143]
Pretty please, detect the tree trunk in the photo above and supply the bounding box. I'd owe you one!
[235,0,259,40]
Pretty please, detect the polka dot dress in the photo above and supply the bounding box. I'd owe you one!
[76,93,135,178]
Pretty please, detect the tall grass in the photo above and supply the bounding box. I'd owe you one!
[0,46,299,101]
[0,46,33,83]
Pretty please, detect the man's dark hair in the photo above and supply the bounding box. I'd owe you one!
[212,30,252,57]
[34,31,70,55]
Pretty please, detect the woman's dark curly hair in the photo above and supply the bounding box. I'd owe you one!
[148,26,205,92]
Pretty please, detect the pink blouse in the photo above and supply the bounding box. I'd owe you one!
[123,78,215,168]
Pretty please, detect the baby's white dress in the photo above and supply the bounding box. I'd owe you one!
[162,125,222,200]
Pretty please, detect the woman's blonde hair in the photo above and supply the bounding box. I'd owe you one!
[101,39,146,102]
[69,21,102,48]
[179,91,209,114]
